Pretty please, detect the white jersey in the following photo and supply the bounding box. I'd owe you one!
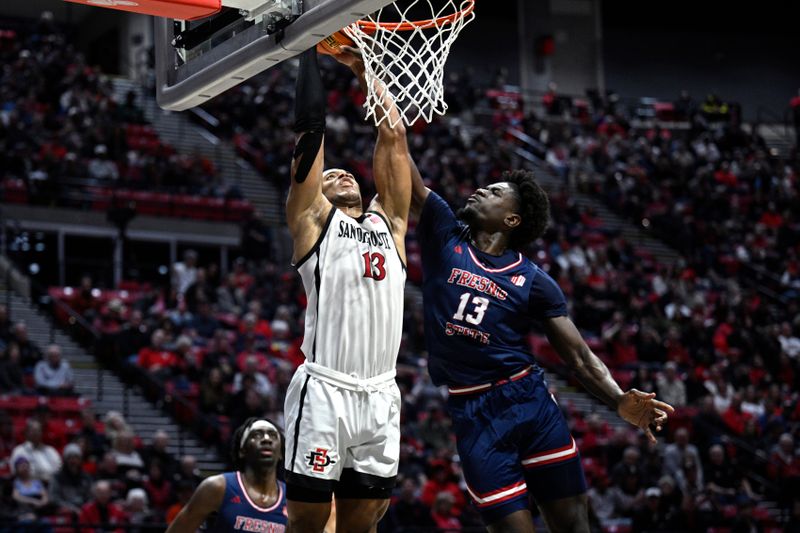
[295,207,406,378]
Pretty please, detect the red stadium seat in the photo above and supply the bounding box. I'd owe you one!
[48,396,91,416]
[226,199,254,222]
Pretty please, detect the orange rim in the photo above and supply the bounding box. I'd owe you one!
[355,0,474,32]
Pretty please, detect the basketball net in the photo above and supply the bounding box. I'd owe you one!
[343,0,475,128]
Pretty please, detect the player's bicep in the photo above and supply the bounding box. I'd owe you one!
[373,123,412,227]
[287,132,328,231]
[165,476,225,533]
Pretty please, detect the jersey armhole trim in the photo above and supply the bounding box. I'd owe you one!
[366,210,407,270]
[293,206,337,269]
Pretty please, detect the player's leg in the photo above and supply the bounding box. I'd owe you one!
[284,368,343,532]
[334,495,390,533]
[485,509,536,533]
[537,494,590,533]
[286,499,332,533]
[448,392,532,530]
[519,377,589,533]
[334,386,399,533]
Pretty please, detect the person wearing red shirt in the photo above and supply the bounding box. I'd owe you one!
[420,461,466,516]
[137,329,178,377]
[79,480,128,533]
[721,393,752,436]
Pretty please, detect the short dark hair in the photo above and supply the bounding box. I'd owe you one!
[502,169,550,249]
[230,417,284,471]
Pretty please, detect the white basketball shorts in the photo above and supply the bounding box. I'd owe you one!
[283,362,401,496]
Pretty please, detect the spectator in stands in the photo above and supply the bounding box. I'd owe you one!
[79,480,128,533]
[11,456,50,522]
[430,491,461,531]
[10,420,62,482]
[586,474,615,523]
[173,455,202,488]
[116,90,146,125]
[142,460,172,516]
[103,411,132,444]
[0,342,25,392]
[379,478,434,532]
[232,355,272,397]
[632,487,670,531]
[50,442,92,515]
[416,403,453,454]
[78,409,109,461]
[420,460,465,517]
[199,367,229,415]
[142,430,176,478]
[663,427,702,478]
[33,344,74,395]
[656,361,687,407]
[94,452,127,501]
[704,444,742,506]
[611,446,643,487]
[137,329,177,379]
[116,309,150,359]
[165,480,194,524]
[172,250,198,296]
[779,322,800,359]
[111,429,145,476]
[216,273,245,315]
[12,322,42,368]
[88,144,120,182]
[125,488,158,532]
[187,300,220,339]
[768,433,800,508]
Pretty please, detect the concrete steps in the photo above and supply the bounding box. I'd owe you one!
[1,287,226,472]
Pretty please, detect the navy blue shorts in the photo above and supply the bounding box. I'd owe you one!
[447,370,587,524]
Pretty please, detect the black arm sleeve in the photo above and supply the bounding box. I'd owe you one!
[293,48,326,134]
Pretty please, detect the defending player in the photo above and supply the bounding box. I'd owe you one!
[409,169,674,533]
[166,418,287,532]
[283,46,411,532]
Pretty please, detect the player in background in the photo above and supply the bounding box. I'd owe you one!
[283,45,411,533]
[166,418,287,532]
[409,168,674,533]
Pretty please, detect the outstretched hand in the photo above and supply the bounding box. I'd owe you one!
[617,389,675,444]
[332,45,365,71]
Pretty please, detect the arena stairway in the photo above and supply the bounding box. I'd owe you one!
[0,284,226,473]
[111,79,286,230]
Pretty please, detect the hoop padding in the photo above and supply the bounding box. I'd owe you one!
[343,0,475,127]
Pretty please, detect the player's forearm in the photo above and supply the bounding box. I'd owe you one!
[569,347,624,410]
[351,62,403,131]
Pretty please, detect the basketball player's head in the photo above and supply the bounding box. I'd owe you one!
[231,418,284,473]
[322,168,362,208]
[458,169,550,250]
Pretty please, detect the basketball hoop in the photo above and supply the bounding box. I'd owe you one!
[343,0,476,127]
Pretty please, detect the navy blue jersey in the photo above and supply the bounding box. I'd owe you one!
[418,191,568,386]
[208,472,287,533]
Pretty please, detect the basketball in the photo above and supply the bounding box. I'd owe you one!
[316,30,355,56]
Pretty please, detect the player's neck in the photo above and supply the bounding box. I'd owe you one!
[242,466,279,498]
[469,230,509,257]
[337,205,363,219]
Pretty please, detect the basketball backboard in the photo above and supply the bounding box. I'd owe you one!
[153,0,397,111]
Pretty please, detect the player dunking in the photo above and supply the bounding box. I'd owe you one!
[409,169,674,533]
[283,46,411,532]
[166,418,287,532]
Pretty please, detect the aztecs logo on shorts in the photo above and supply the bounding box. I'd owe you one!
[305,447,336,473]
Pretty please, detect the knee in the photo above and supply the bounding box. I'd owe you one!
[336,501,389,533]
[286,511,331,533]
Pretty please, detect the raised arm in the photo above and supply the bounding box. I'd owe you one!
[286,48,332,263]
[409,156,430,220]
[165,475,225,533]
[543,315,674,443]
[335,48,412,257]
